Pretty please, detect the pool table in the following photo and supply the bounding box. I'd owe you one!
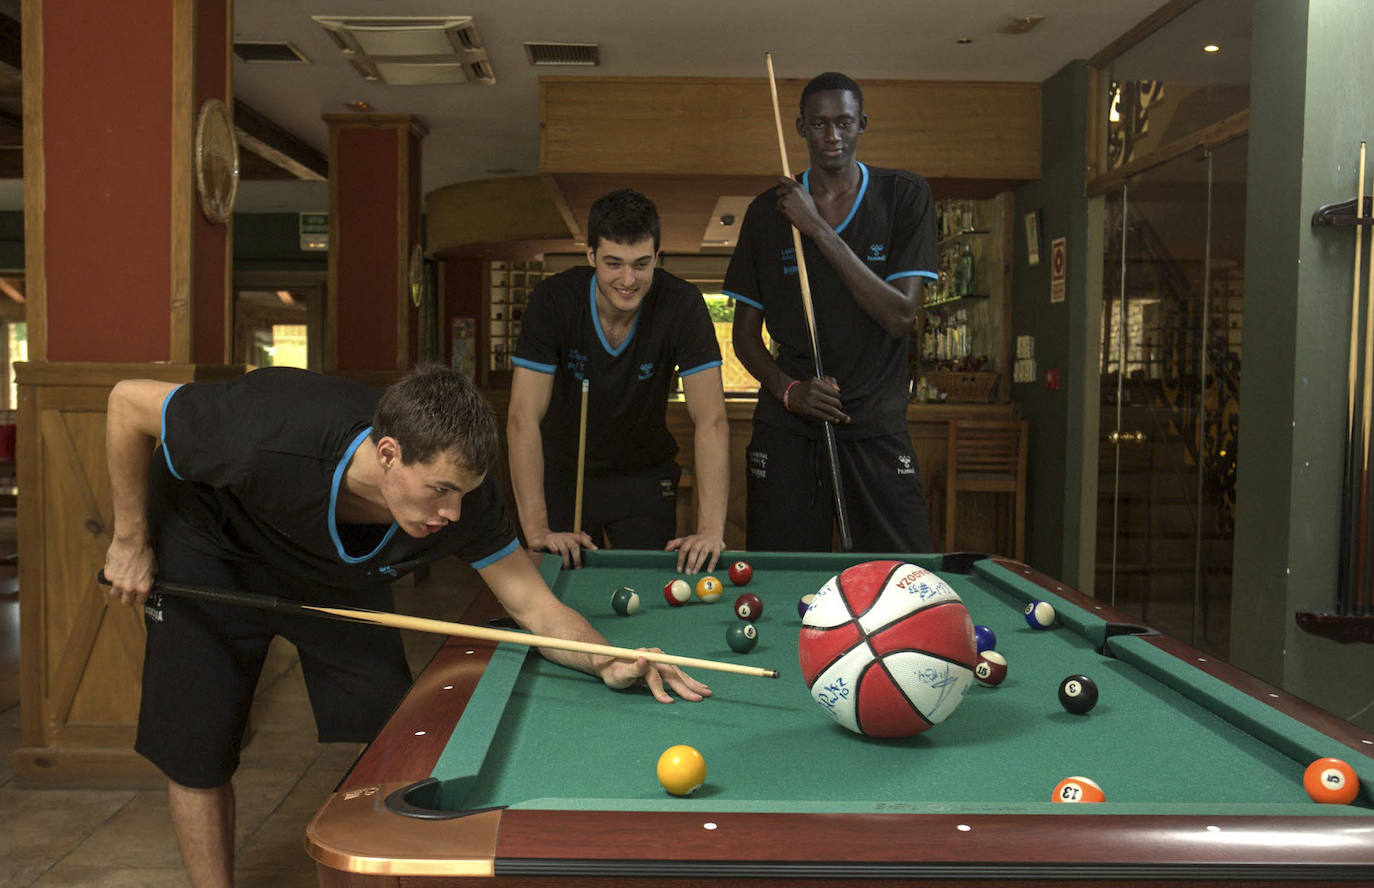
[307,551,1374,886]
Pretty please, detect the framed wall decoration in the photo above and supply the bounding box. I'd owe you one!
[1024,210,1042,267]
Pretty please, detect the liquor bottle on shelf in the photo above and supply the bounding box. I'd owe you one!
[959,245,975,298]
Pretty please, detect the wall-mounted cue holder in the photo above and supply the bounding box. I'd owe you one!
[1311,195,1374,227]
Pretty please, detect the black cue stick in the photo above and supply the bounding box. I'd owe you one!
[1339,142,1366,615]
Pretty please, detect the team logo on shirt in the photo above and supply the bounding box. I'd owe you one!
[867,243,887,263]
[897,454,915,476]
[567,348,588,380]
[637,362,655,380]
[781,246,798,276]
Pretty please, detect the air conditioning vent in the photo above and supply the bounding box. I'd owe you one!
[524,42,599,66]
[233,41,310,64]
[313,15,495,85]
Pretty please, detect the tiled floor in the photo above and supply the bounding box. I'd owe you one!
[0,555,480,888]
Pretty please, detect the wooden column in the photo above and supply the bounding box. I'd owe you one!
[325,114,426,372]
[17,0,240,787]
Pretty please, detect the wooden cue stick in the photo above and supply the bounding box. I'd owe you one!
[1363,149,1374,615]
[573,377,589,535]
[99,573,780,679]
[1340,142,1366,615]
[764,52,854,552]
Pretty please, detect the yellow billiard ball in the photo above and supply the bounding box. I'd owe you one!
[657,744,707,796]
[695,576,723,602]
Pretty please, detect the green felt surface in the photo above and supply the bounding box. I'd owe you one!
[427,551,1373,815]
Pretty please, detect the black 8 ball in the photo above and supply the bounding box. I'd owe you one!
[1058,674,1098,715]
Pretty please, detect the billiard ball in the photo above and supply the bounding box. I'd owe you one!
[695,576,723,602]
[663,579,691,607]
[797,593,816,618]
[656,744,707,796]
[728,560,753,585]
[974,650,1007,686]
[1025,600,1057,629]
[734,593,763,622]
[610,586,639,616]
[1051,775,1105,803]
[973,624,996,652]
[726,621,758,653]
[1058,674,1098,715]
[1303,757,1359,805]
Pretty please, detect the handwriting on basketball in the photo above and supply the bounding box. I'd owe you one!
[815,677,851,713]
[894,569,945,600]
[916,664,961,712]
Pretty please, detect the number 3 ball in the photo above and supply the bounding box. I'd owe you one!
[798,561,977,738]
[695,576,723,602]
[656,745,707,796]
[726,621,758,653]
[734,593,763,622]
[662,579,691,607]
[1304,757,1359,805]
[1058,674,1099,714]
[728,561,754,585]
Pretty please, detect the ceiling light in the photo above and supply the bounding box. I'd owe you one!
[956,38,973,45]
[1204,44,1220,53]
[998,15,1045,35]
[276,290,296,306]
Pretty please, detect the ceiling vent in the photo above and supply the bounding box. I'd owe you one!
[312,15,495,85]
[233,41,311,64]
[524,42,600,67]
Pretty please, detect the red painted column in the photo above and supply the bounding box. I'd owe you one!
[325,115,426,371]
[24,0,232,363]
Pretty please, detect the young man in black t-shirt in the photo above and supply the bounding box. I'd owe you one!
[725,72,937,553]
[508,189,729,572]
[102,364,709,888]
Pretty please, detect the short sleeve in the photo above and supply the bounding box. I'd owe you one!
[511,279,562,374]
[673,284,723,378]
[884,175,938,283]
[160,380,258,487]
[453,474,522,567]
[723,199,768,312]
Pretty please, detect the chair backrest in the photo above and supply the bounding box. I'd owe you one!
[949,420,1027,478]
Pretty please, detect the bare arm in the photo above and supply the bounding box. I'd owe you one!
[478,548,709,703]
[507,367,596,567]
[775,177,924,337]
[666,367,728,573]
[731,302,848,425]
[104,379,180,606]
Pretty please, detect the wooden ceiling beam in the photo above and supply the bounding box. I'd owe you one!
[233,99,327,182]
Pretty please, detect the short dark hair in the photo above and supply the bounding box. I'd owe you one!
[587,189,661,253]
[371,364,498,474]
[800,72,863,114]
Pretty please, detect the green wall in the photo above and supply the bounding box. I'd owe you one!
[1233,0,1374,729]
[1012,61,1101,591]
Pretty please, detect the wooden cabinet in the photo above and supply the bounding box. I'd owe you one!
[485,260,545,384]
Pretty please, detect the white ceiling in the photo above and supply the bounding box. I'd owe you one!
[230,0,1211,213]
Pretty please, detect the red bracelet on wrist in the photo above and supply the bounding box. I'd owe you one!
[782,380,801,412]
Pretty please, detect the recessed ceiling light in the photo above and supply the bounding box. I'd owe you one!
[957,37,973,45]
[1204,44,1220,53]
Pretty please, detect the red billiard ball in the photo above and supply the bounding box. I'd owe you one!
[974,651,1007,686]
[734,593,763,622]
[663,579,691,607]
[728,561,753,585]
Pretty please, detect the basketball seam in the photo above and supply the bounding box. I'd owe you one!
[849,562,904,621]
[857,656,933,735]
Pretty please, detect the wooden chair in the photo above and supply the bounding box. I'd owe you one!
[945,419,1028,559]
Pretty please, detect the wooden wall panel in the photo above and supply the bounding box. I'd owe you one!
[14,362,249,788]
[541,77,1041,181]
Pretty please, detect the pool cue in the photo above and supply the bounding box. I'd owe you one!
[1340,142,1366,615]
[98,572,779,679]
[1363,153,1374,617]
[765,52,854,552]
[573,377,589,536]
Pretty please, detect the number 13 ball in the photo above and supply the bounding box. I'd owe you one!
[798,561,977,738]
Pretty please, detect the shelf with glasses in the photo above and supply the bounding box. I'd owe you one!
[486,260,544,379]
[923,291,989,308]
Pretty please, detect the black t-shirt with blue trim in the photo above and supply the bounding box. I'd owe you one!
[149,367,518,596]
[723,163,937,438]
[512,266,721,475]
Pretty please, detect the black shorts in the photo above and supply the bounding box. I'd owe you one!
[544,460,680,549]
[135,539,412,789]
[745,422,933,554]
